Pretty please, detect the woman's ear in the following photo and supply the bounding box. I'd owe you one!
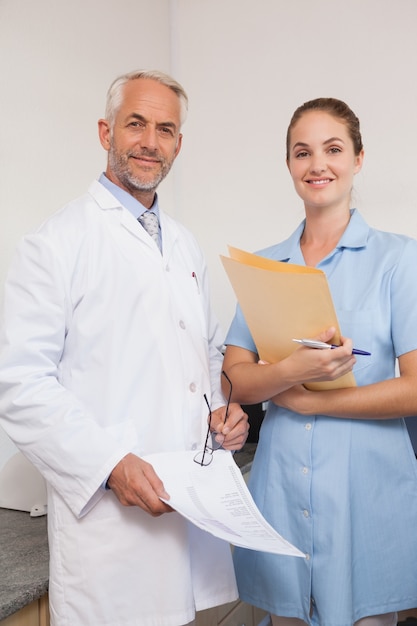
[354,149,365,174]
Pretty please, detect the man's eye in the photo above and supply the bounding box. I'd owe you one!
[159,127,174,136]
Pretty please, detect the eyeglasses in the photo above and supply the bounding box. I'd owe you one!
[194,370,233,467]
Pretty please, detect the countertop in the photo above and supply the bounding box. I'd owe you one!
[0,508,49,621]
[0,443,256,622]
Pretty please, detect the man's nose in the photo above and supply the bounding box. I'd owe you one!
[140,125,158,150]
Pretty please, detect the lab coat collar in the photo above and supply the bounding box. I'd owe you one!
[87,180,181,260]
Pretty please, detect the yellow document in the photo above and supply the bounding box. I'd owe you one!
[221,246,356,390]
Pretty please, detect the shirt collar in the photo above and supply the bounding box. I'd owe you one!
[260,209,371,264]
[98,173,160,220]
[337,208,370,249]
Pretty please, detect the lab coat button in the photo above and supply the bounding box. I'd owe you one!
[191,443,197,450]
[189,382,197,393]
[179,320,186,329]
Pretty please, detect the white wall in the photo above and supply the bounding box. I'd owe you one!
[173,0,417,330]
[0,0,174,299]
[1,0,417,334]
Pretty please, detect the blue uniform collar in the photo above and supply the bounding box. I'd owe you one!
[262,209,370,264]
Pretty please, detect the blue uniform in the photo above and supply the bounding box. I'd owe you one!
[227,210,417,625]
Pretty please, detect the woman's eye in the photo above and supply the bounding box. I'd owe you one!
[295,151,309,159]
[329,146,342,154]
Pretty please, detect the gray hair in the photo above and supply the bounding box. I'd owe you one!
[105,69,188,128]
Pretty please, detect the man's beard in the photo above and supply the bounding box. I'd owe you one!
[108,144,173,194]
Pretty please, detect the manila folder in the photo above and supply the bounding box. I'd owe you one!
[221,246,356,391]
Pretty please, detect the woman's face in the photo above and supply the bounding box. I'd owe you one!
[287,110,364,213]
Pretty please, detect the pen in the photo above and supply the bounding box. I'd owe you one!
[192,271,200,294]
[292,338,371,356]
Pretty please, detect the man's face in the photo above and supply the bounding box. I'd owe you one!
[99,78,182,205]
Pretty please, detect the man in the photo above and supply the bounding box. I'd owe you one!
[0,70,249,626]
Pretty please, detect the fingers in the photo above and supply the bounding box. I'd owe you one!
[211,403,249,450]
[315,328,355,356]
[316,326,336,343]
[339,335,354,352]
[289,339,355,383]
[107,453,173,516]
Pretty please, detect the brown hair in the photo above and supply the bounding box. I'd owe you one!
[286,97,363,160]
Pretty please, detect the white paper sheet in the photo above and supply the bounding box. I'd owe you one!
[143,449,304,557]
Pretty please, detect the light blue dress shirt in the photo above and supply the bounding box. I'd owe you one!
[227,210,417,624]
[99,173,162,251]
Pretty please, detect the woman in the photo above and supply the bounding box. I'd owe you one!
[223,98,417,626]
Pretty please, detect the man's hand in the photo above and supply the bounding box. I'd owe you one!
[107,453,173,516]
[210,403,249,449]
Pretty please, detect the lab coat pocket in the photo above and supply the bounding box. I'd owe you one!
[188,271,209,341]
[168,266,209,341]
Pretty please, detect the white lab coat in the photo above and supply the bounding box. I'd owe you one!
[0,181,238,626]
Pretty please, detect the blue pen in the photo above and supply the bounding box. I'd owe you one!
[292,338,371,356]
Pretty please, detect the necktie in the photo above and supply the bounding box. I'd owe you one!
[138,211,161,252]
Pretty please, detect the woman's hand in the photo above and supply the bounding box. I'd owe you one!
[284,328,356,384]
[222,327,356,407]
[272,384,315,414]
